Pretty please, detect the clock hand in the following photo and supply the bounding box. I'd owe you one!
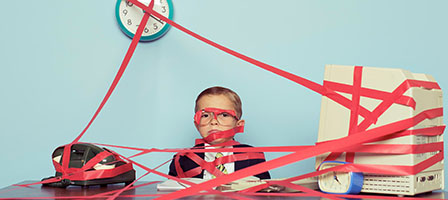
[150,15,165,25]
[333,172,341,184]
[139,8,164,24]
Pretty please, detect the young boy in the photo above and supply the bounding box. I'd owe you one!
[168,86,271,179]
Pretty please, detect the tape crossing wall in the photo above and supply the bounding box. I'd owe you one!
[1,1,445,200]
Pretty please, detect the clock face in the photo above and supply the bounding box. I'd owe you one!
[318,161,363,194]
[318,163,351,193]
[115,0,173,41]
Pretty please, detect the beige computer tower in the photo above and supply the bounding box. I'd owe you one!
[315,65,444,195]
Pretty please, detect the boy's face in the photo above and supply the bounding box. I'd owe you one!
[195,94,245,145]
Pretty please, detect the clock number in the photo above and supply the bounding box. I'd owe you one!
[161,6,166,13]
[122,9,128,16]
[136,25,151,34]
[127,19,132,25]
[153,23,158,30]
[126,1,133,7]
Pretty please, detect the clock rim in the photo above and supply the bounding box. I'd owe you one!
[317,160,364,194]
[115,0,174,42]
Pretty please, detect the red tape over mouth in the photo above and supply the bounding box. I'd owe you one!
[200,126,244,144]
[5,1,444,200]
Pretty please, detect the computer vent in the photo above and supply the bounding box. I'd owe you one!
[361,170,443,195]
[362,174,411,194]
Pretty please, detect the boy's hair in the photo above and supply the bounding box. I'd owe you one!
[195,86,243,118]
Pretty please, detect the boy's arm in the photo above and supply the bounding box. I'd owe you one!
[168,156,178,177]
[234,144,271,179]
[247,155,271,179]
[168,152,205,178]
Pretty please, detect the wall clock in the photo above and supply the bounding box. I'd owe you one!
[318,161,364,194]
[115,0,173,41]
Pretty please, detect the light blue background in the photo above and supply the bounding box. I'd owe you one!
[1,0,447,190]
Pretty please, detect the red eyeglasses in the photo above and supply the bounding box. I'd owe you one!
[194,108,239,126]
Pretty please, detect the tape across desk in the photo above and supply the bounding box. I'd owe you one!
[3,1,444,200]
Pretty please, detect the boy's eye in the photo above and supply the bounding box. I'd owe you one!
[201,113,211,118]
[218,112,232,118]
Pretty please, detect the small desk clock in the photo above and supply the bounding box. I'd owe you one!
[318,161,364,194]
[115,0,173,41]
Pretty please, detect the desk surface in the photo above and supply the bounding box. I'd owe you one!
[0,181,446,200]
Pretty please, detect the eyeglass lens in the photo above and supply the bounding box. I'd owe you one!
[199,111,236,126]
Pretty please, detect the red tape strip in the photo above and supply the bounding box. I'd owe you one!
[155,109,442,199]
[10,1,442,200]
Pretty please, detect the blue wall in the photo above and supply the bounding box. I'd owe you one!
[1,0,447,189]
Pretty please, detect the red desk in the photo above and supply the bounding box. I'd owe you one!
[0,181,446,199]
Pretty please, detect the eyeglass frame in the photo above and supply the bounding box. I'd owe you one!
[194,107,239,126]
